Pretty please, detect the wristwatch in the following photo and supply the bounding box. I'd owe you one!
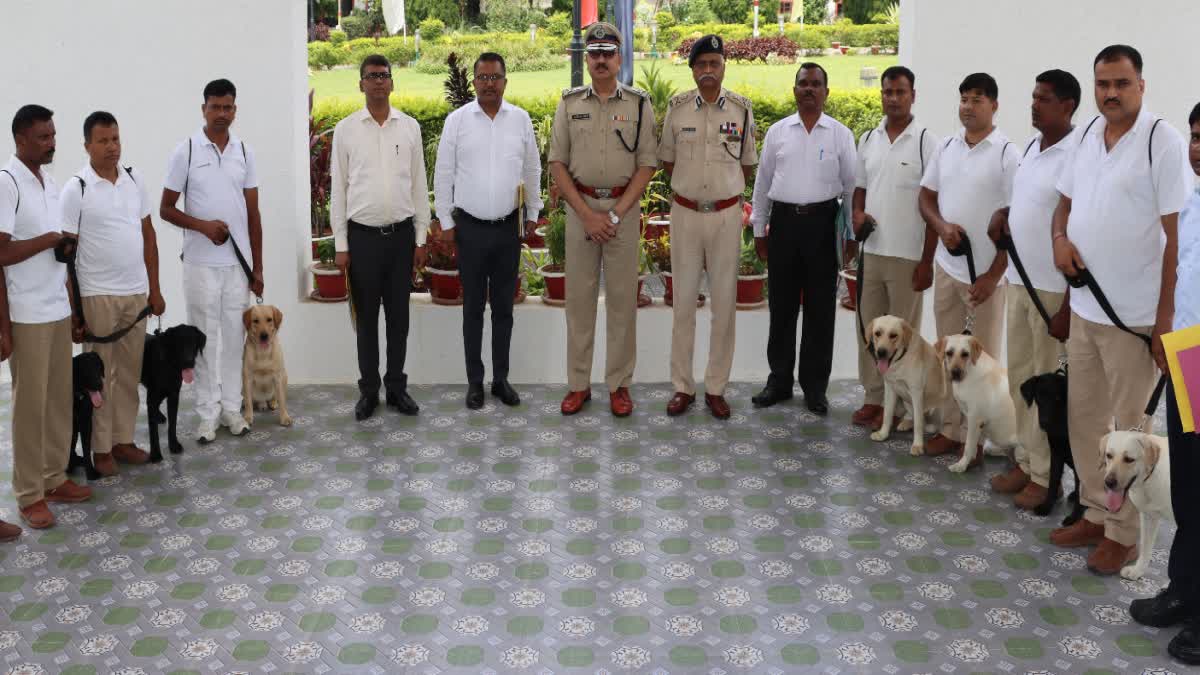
[607,210,620,225]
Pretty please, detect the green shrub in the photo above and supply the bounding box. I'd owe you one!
[484,0,547,32]
[632,27,651,53]
[654,11,676,30]
[414,41,562,74]
[307,42,341,70]
[546,12,572,37]
[545,209,567,266]
[340,14,373,40]
[329,30,347,47]
[418,18,446,41]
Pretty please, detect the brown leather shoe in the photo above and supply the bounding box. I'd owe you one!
[19,501,55,529]
[1050,518,1105,548]
[953,444,984,471]
[925,433,963,457]
[1014,482,1059,511]
[112,443,149,465]
[560,390,592,415]
[92,453,118,477]
[610,387,634,417]
[45,479,92,503]
[1088,538,1137,576]
[705,394,731,420]
[666,393,695,416]
[990,465,1031,494]
[852,404,883,427]
[0,519,22,542]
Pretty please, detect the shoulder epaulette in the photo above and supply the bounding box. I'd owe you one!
[561,85,588,99]
[669,92,694,108]
[724,91,752,109]
[623,85,648,99]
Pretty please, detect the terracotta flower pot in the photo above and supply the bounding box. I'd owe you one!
[643,216,670,242]
[527,222,547,248]
[309,262,347,301]
[428,267,463,305]
[539,264,566,306]
[637,273,651,308]
[736,273,767,309]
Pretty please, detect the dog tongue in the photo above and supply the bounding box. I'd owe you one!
[876,359,891,375]
[89,391,104,409]
[1105,489,1125,513]
[182,368,195,384]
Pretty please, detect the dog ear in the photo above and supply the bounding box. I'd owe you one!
[1096,432,1112,472]
[900,321,913,350]
[934,336,946,357]
[969,337,983,365]
[1142,436,1162,480]
[1019,376,1037,407]
[272,306,283,330]
[242,308,253,332]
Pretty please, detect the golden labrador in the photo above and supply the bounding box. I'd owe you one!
[867,315,950,456]
[940,334,1019,473]
[1100,430,1172,580]
[242,305,292,427]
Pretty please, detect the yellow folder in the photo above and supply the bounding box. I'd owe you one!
[1161,324,1200,432]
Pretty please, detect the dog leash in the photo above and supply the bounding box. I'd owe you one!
[945,235,978,335]
[1063,266,1167,429]
[59,241,154,344]
[854,219,877,356]
[229,236,262,305]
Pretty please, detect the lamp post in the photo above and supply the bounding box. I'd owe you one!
[570,0,584,87]
[414,28,421,60]
[753,0,760,38]
[650,20,658,59]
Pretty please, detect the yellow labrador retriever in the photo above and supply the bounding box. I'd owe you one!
[1100,430,1172,580]
[242,305,292,427]
[941,334,1019,473]
[867,315,950,456]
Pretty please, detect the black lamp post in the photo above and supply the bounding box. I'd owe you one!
[570,0,584,87]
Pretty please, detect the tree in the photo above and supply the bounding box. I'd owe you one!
[802,0,826,24]
[841,0,889,23]
[710,0,750,24]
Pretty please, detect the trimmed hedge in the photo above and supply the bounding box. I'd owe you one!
[661,22,897,53]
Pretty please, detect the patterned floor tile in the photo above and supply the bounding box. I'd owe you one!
[0,380,1184,674]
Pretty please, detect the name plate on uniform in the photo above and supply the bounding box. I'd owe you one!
[571,114,591,120]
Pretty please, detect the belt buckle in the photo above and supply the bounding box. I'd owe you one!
[380,223,395,235]
[594,187,612,199]
[698,200,716,213]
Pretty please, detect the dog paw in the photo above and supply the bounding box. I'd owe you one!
[268,400,278,411]
[897,418,914,432]
[909,444,924,457]
[948,460,969,473]
[1120,565,1144,581]
[279,414,293,427]
[244,413,254,427]
[870,430,888,442]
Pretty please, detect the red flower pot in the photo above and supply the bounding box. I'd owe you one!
[736,274,767,308]
[310,263,347,301]
[540,264,566,306]
[428,268,463,305]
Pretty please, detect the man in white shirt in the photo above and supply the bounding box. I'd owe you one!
[985,70,1080,509]
[161,79,264,443]
[0,105,93,534]
[61,112,165,476]
[850,65,939,430]
[1049,45,1192,576]
[918,72,1020,461]
[434,52,541,410]
[750,62,857,415]
[331,55,430,421]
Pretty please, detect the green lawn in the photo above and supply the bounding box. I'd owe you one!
[310,55,898,102]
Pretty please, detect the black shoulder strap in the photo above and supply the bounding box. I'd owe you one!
[1022,137,1038,159]
[863,128,874,147]
[74,176,86,229]
[1148,118,1163,169]
[1080,115,1101,144]
[943,137,954,150]
[124,166,135,182]
[0,169,17,212]
[919,128,927,172]
[183,138,192,199]
[1000,141,1012,170]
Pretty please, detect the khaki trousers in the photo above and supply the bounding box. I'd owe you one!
[565,197,640,391]
[933,262,1005,441]
[10,318,72,507]
[1005,285,1065,487]
[83,294,148,454]
[668,202,741,397]
[855,253,923,405]
[1067,313,1157,546]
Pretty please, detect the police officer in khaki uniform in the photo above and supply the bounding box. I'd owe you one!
[548,22,658,417]
[659,35,757,420]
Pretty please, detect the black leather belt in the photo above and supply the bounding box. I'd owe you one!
[773,198,837,215]
[454,208,517,225]
[349,218,413,235]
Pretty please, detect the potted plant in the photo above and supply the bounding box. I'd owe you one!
[425,221,463,305]
[636,234,653,308]
[736,230,768,309]
[539,208,567,306]
[309,238,347,301]
[309,89,334,258]
[644,232,672,304]
[521,245,548,298]
[640,169,672,238]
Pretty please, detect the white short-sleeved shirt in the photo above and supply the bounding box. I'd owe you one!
[60,165,150,297]
[163,128,258,267]
[0,156,70,324]
[1057,110,1192,327]
[1177,187,1200,331]
[855,119,940,261]
[1004,131,1078,293]
[920,128,1020,284]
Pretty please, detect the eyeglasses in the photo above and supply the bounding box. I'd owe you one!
[586,49,618,60]
[363,72,392,81]
[474,73,505,82]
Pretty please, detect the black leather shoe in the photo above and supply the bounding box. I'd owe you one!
[752,383,793,408]
[386,390,420,415]
[491,380,520,406]
[354,393,378,421]
[1131,587,1190,628]
[805,394,829,416]
[466,383,485,410]
[1170,621,1200,665]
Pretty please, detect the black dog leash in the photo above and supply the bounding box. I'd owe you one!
[854,219,877,356]
[1063,265,1167,425]
[58,241,153,344]
[945,234,978,334]
[229,236,262,305]
[994,233,1059,339]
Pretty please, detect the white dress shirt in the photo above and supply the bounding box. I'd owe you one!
[0,156,70,324]
[163,128,258,268]
[1058,109,1192,327]
[855,118,940,261]
[331,107,431,251]
[1177,186,1200,331]
[1004,131,1077,294]
[750,112,857,236]
[60,164,150,297]
[920,127,1019,284]
[434,100,543,230]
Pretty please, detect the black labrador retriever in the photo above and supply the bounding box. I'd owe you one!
[67,352,105,480]
[142,325,206,462]
[1020,370,1085,526]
